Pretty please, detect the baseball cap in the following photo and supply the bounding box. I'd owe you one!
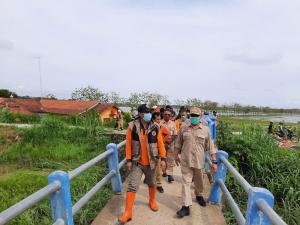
[190,106,201,116]
[138,104,150,113]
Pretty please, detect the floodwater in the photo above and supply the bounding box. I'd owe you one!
[242,114,300,123]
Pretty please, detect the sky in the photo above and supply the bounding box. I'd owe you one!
[1,0,300,108]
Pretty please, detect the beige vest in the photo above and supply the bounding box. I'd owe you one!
[129,120,160,169]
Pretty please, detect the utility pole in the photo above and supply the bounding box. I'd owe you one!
[35,56,43,98]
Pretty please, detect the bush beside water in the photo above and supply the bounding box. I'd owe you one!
[217,121,300,225]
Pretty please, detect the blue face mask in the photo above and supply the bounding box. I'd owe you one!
[143,113,152,122]
[190,116,200,125]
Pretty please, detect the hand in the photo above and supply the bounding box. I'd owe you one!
[211,164,218,173]
[127,161,133,171]
[160,160,166,172]
[175,154,181,166]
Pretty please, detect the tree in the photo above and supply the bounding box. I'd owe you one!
[0,89,18,98]
[185,98,202,107]
[145,92,170,107]
[107,91,126,105]
[127,92,144,109]
[174,99,186,107]
[127,92,170,109]
[202,100,218,111]
[71,86,108,102]
[44,93,57,99]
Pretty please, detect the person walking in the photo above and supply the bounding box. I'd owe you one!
[118,104,166,224]
[175,106,217,218]
[152,111,170,193]
[160,108,178,183]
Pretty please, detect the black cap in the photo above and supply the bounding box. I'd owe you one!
[137,104,150,113]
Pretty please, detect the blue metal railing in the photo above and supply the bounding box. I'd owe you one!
[0,140,126,225]
[209,150,288,225]
[0,140,289,225]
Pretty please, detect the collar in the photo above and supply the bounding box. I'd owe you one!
[189,123,202,129]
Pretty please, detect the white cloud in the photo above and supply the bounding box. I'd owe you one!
[0,39,13,51]
[0,0,300,108]
[224,51,284,65]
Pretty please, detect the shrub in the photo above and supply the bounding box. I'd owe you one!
[217,121,300,225]
[0,109,40,124]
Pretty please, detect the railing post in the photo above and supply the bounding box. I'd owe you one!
[245,187,274,225]
[106,143,122,193]
[210,150,229,204]
[48,171,73,225]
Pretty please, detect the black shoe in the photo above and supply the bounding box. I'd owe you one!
[157,186,164,193]
[176,206,190,218]
[168,175,174,183]
[162,173,167,177]
[196,196,207,207]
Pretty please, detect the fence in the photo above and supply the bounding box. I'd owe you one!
[0,141,126,225]
[0,143,289,225]
[209,150,288,225]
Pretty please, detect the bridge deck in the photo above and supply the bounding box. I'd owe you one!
[92,166,226,225]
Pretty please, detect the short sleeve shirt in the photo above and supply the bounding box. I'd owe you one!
[175,123,217,169]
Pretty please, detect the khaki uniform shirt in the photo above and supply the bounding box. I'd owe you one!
[175,123,216,169]
[160,119,177,137]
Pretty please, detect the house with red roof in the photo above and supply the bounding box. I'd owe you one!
[0,98,119,122]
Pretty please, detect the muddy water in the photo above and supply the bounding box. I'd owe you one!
[243,114,300,123]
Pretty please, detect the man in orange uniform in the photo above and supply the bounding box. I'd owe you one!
[161,108,178,183]
[152,111,170,193]
[118,104,167,224]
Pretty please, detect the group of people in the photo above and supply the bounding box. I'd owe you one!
[118,104,218,224]
[268,121,296,149]
[268,121,295,140]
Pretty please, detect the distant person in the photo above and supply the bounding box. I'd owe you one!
[287,128,294,140]
[165,105,173,111]
[152,112,169,193]
[278,121,286,138]
[130,109,135,120]
[209,111,217,141]
[268,122,273,134]
[160,107,165,119]
[201,112,211,127]
[160,108,177,183]
[186,108,190,119]
[171,109,176,121]
[212,111,218,127]
[151,105,160,113]
[115,110,124,131]
[175,106,190,132]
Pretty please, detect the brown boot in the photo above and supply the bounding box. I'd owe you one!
[118,192,136,223]
[149,186,158,211]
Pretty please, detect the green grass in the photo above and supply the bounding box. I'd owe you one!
[0,116,118,225]
[217,119,300,225]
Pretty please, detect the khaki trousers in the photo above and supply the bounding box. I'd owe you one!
[166,145,175,176]
[181,166,204,206]
[156,159,162,187]
[127,163,156,192]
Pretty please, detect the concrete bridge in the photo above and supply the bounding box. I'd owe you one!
[92,166,226,225]
[0,140,288,225]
